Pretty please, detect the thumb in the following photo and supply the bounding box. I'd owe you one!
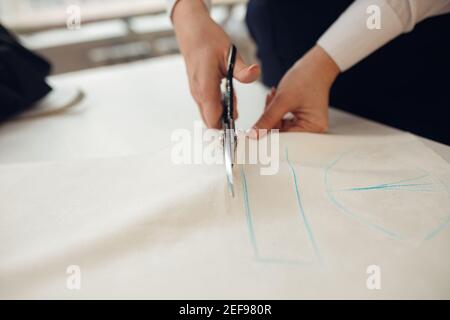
[249,94,289,139]
[233,53,260,84]
[198,77,224,129]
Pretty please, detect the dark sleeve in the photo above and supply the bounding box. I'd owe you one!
[0,24,52,122]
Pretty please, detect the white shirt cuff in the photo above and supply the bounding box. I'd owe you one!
[317,0,403,71]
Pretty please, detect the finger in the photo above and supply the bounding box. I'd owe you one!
[284,126,308,132]
[264,88,283,130]
[233,53,260,84]
[281,118,328,133]
[197,78,223,129]
[233,92,239,120]
[281,118,305,132]
[250,93,289,139]
[265,87,276,109]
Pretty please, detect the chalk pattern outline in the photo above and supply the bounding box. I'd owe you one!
[239,147,322,265]
[240,146,449,266]
[324,150,450,242]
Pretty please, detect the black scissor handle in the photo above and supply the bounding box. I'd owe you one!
[222,45,237,125]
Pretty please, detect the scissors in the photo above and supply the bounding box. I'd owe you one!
[222,45,237,197]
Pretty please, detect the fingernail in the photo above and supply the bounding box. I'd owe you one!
[246,127,258,140]
[258,129,268,139]
[249,64,259,71]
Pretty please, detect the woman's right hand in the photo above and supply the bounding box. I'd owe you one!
[172,0,260,128]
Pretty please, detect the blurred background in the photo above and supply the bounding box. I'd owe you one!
[0,0,255,74]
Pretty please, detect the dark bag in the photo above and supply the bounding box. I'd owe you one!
[0,24,52,122]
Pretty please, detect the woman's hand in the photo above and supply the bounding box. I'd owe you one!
[173,0,260,128]
[249,45,340,138]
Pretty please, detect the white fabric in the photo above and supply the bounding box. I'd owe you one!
[0,56,449,299]
[318,0,450,71]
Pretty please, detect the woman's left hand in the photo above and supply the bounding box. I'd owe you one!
[248,45,340,138]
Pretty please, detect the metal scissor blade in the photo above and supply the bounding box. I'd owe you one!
[222,44,237,198]
[224,128,235,197]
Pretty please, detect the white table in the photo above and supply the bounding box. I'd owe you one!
[0,56,449,299]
